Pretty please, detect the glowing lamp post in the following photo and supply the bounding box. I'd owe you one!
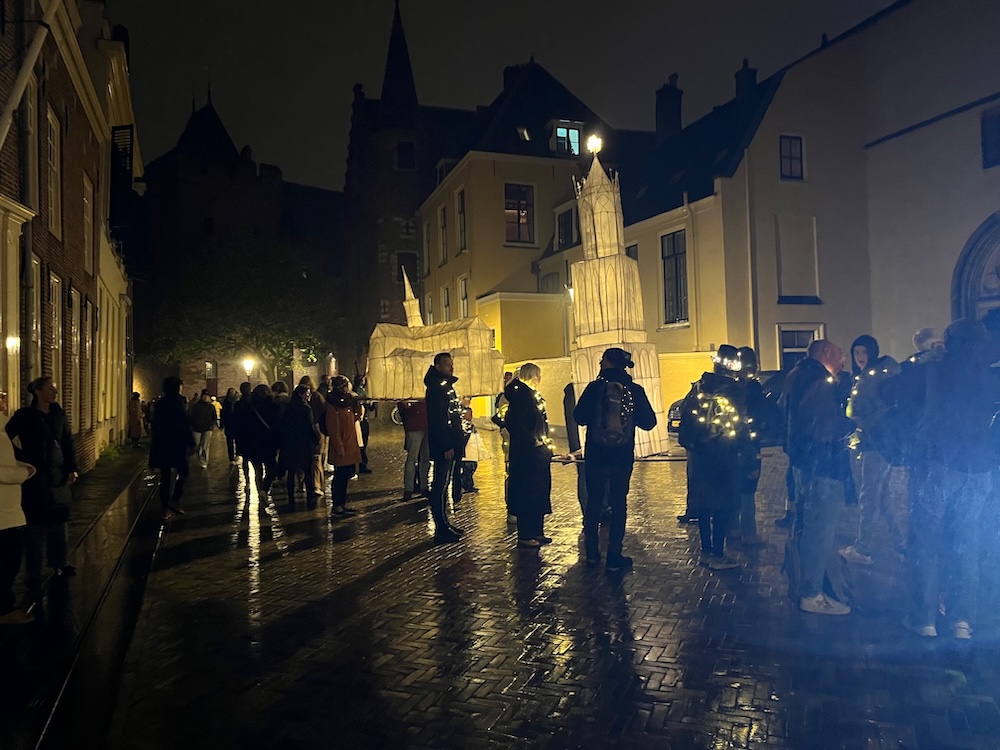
[242,358,254,383]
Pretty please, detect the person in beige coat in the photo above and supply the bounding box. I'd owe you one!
[0,413,36,625]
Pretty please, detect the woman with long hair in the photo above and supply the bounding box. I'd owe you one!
[5,376,79,582]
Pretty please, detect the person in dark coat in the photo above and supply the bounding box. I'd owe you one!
[397,398,429,500]
[574,347,657,573]
[883,318,999,639]
[148,376,195,521]
[220,387,239,464]
[5,376,79,581]
[280,385,320,509]
[353,374,374,474]
[424,352,465,544]
[734,346,767,545]
[241,384,279,492]
[678,345,751,570]
[784,340,855,616]
[505,364,556,548]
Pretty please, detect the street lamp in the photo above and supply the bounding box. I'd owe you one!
[242,358,254,383]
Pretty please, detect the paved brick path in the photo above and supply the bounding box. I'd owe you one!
[108,427,1000,749]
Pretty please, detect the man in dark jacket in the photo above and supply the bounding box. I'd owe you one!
[573,347,657,573]
[149,376,196,520]
[784,340,855,616]
[883,318,998,639]
[188,389,216,469]
[424,352,465,543]
[220,388,240,464]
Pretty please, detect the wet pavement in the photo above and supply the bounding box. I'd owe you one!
[101,426,1000,750]
[0,444,155,750]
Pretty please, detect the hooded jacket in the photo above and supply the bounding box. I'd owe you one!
[424,366,466,461]
[573,367,656,463]
[783,356,855,479]
[846,335,900,452]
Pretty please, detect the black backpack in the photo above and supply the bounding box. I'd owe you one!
[589,379,634,449]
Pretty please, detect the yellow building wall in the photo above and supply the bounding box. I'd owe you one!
[658,351,712,408]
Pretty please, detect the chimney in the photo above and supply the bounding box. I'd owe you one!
[735,58,757,101]
[655,73,683,141]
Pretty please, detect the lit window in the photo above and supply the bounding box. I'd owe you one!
[661,230,688,324]
[779,326,823,371]
[46,108,62,238]
[556,126,581,156]
[50,274,63,389]
[779,135,804,180]
[205,361,217,380]
[504,183,534,244]
[70,290,80,434]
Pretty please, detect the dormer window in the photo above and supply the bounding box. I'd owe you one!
[551,120,584,156]
[517,126,531,141]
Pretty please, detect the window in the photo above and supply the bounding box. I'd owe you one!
[46,108,62,238]
[425,293,434,325]
[380,300,391,320]
[540,272,560,294]
[555,125,581,156]
[399,219,416,240]
[23,76,38,210]
[70,289,80,434]
[83,175,94,275]
[203,217,214,236]
[626,243,639,261]
[517,126,530,141]
[557,209,575,249]
[83,301,92,430]
[504,183,534,244]
[778,325,824,371]
[29,256,40,380]
[396,141,415,170]
[779,135,804,180]
[441,286,451,322]
[457,190,467,252]
[661,229,688,324]
[423,221,431,274]
[982,106,1000,169]
[458,276,469,318]
[49,274,62,390]
[438,206,448,264]
[205,360,217,380]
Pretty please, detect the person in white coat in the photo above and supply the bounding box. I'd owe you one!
[0,413,36,624]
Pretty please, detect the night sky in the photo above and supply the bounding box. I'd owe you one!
[104,0,893,192]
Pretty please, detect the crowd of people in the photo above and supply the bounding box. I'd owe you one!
[3,318,997,640]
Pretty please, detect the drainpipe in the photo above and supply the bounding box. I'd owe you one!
[0,0,63,151]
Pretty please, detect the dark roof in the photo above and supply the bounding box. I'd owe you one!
[379,1,419,128]
[467,61,609,157]
[618,73,783,224]
[172,101,240,165]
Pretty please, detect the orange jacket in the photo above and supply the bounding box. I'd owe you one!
[326,400,362,467]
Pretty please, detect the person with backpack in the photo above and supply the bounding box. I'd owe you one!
[573,347,657,573]
[678,345,751,570]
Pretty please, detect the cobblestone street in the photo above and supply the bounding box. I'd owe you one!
[106,425,1000,749]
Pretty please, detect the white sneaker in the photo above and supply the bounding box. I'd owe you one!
[903,617,937,637]
[839,546,873,565]
[953,620,973,640]
[799,593,851,615]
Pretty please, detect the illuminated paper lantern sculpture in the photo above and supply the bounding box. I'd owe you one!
[570,154,669,457]
[367,269,505,399]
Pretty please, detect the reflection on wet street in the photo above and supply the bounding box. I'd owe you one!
[108,426,1000,749]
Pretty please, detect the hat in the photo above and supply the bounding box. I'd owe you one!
[713,344,742,372]
[602,347,635,368]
